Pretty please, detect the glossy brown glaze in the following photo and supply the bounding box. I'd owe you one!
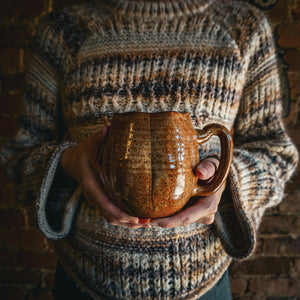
[100,112,233,218]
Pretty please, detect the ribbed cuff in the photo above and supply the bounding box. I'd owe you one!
[37,142,80,240]
[214,157,256,260]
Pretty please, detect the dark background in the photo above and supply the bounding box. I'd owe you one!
[0,0,299,299]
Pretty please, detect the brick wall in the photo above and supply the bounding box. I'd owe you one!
[0,0,299,299]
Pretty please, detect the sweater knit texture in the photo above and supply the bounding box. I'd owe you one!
[0,0,298,299]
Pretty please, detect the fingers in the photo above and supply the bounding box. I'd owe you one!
[60,126,144,228]
[76,146,140,226]
[80,170,140,225]
[83,187,149,229]
[150,196,217,228]
[150,183,225,229]
[195,157,219,180]
[83,126,109,163]
[88,126,109,148]
[90,125,109,148]
[66,131,224,229]
[105,215,151,229]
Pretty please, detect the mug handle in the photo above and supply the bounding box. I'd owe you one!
[193,124,233,197]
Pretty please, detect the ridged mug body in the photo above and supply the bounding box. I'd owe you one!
[100,112,199,218]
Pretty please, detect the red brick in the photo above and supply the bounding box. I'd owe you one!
[0,94,22,115]
[286,125,300,148]
[0,0,48,18]
[230,257,291,275]
[229,277,247,295]
[0,183,17,205]
[292,1,300,20]
[26,206,40,229]
[284,100,299,127]
[0,228,46,248]
[27,289,53,300]
[0,168,7,184]
[262,237,300,255]
[0,288,25,300]
[249,277,299,297]
[0,207,26,227]
[23,49,33,70]
[1,72,26,93]
[263,205,278,216]
[0,249,19,267]
[265,0,289,24]
[284,49,300,72]
[259,215,300,235]
[279,193,300,214]
[0,48,23,74]
[292,258,300,275]
[0,21,35,48]
[20,250,57,269]
[0,268,42,285]
[287,72,300,98]
[251,238,263,255]
[277,24,300,48]
[0,116,18,138]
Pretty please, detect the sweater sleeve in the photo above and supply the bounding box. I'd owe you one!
[214,14,298,259]
[0,17,78,239]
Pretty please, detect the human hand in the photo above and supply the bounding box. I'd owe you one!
[150,157,225,228]
[60,126,149,228]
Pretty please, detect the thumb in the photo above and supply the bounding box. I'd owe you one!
[90,125,109,147]
[195,159,218,180]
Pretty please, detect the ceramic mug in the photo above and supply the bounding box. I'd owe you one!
[99,112,233,218]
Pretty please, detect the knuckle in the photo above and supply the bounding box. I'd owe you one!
[117,216,128,223]
[209,204,218,215]
[182,216,192,227]
[114,211,130,224]
[202,215,215,225]
[207,157,220,168]
[206,197,219,215]
[160,222,173,229]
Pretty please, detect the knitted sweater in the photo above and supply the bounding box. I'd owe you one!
[0,0,298,299]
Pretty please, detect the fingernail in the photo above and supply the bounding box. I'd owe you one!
[138,218,151,225]
[129,218,139,224]
[143,224,151,228]
[196,167,207,178]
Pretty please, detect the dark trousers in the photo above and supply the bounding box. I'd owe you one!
[196,271,232,300]
[53,262,232,300]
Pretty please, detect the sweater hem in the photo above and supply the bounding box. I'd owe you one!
[55,245,232,300]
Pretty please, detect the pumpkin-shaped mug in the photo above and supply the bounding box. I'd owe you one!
[99,112,233,218]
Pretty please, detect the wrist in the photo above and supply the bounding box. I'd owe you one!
[59,144,77,178]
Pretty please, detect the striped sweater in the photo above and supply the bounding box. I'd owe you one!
[0,0,298,299]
